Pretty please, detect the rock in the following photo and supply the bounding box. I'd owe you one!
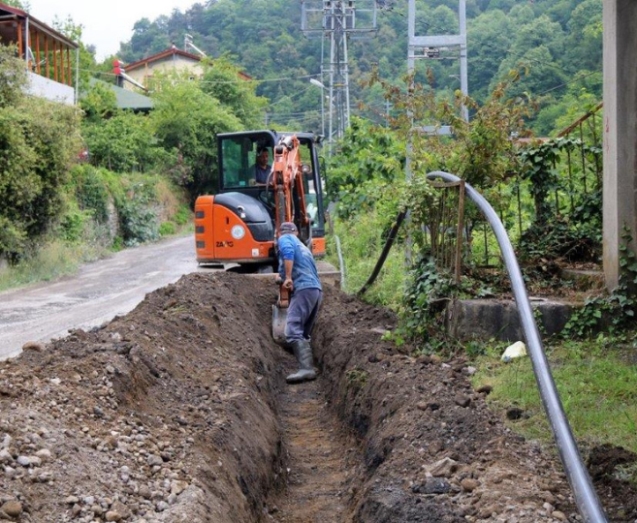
[421,477,451,494]
[461,478,480,492]
[506,407,525,420]
[0,449,12,464]
[428,457,459,478]
[454,395,471,408]
[28,456,42,467]
[110,500,131,519]
[147,454,163,467]
[0,500,22,517]
[35,448,52,462]
[170,480,189,496]
[1,435,12,449]
[22,341,44,352]
[476,384,493,395]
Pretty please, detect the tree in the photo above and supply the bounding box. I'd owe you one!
[50,15,97,93]
[82,111,165,173]
[562,0,602,75]
[200,56,268,129]
[0,47,82,259]
[150,74,243,202]
[468,10,513,102]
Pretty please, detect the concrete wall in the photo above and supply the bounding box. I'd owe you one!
[603,0,637,290]
[26,72,75,105]
[445,299,573,342]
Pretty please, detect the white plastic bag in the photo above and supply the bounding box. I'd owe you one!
[501,341,527,362]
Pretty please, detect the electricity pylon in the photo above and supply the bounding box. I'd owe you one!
[301,0,377,147]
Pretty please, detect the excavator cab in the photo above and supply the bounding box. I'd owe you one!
[194,130,326,270]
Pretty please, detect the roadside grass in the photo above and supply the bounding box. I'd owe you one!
[326,210,405,309]
[472,336,637,459]
[0,218,193,293]
[0,239,108,292]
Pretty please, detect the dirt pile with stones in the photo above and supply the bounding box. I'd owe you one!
[0,272,635,522]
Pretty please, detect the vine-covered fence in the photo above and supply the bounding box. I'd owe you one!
[423,103,603,276]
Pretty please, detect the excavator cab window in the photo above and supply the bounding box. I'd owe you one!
[221,138,249,189]
[220,134,275,191]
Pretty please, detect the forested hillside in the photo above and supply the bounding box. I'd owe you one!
[111,0,602,135]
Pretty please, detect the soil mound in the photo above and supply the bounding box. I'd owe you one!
[0,272,634,522]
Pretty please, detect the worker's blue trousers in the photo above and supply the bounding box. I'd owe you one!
[285,288,323,343]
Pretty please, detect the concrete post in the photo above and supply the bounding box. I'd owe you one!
[603,0,637,291]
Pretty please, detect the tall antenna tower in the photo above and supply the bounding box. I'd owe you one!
[302,0,377,147]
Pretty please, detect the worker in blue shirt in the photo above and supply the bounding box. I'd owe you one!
[277,221,322,384]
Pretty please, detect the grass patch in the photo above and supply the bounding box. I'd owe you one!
[326,210,406,308]
[472,337,637,455]
[0,238,110,292]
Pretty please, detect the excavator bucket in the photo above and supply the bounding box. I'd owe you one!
[271,304,288,346]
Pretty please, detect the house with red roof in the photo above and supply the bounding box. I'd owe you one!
[116,43,251,92]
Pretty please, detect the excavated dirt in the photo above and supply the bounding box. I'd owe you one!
[0,272,635,522]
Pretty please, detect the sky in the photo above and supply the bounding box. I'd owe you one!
[26,0,198,61]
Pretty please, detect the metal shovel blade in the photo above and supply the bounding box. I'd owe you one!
[271,304,288,346]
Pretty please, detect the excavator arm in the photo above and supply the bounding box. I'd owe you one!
[269,135,311,246]
[270,134,312,346]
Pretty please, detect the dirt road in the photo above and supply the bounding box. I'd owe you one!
[0,235,199,360]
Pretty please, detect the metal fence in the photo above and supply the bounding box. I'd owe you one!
[423,103,603,273]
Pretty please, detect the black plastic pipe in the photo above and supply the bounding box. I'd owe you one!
[427,171,608,523]
[357,210,408,296]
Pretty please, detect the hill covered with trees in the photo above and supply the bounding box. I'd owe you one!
[110,0,601,135]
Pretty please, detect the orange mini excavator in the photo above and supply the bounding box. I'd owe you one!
[194,130,327,343]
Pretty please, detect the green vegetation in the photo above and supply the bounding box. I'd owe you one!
[472,337,637,456]
[0,47,82,262]
[105,0,602,136]
[0,20,268,277]
[319,56,634,472]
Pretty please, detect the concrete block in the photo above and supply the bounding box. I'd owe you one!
[445,298,575,342]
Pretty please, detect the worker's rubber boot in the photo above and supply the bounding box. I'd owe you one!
[286,340,317,384]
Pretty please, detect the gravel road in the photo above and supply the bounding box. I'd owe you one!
[0,235,199,360]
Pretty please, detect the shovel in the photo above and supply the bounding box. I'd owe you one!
[271,285,290,347]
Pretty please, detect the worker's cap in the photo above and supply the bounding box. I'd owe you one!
[279,222,297,234]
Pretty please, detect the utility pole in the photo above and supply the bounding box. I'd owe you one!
[301,0,377,149]
[408,0,468,123]
[404,0,467,264]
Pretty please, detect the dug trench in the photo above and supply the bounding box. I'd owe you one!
[0,272,635,522]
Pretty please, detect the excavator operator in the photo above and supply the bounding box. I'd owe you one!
[251,146,271,185]
[277,221,322,384]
